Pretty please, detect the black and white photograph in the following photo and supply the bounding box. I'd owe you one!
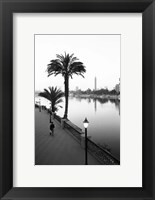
[35,34,120,165]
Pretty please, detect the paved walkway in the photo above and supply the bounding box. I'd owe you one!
[35,108,100,165]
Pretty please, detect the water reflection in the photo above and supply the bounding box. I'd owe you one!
[93,99,97,112]
[109,99,120,115]
[87,98,91,104]
[75,96,120,115]
[66,97,120,160]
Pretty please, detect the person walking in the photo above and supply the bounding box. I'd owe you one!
[50,121,55,136]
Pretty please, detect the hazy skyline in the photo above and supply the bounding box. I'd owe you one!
[35,34,120,92]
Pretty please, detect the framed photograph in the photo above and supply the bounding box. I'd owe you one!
[0,0,154,199]
[35,34,121,166]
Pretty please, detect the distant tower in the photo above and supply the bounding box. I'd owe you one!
[95,77,97,90]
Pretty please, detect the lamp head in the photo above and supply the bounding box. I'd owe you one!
[83,118,89,128]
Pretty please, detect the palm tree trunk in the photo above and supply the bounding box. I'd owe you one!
[52,103,55,112]
[64,75,69,119]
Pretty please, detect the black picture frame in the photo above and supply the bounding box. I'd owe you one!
[0,0,155,199]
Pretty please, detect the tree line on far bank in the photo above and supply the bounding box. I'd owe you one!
[70,88,120,96]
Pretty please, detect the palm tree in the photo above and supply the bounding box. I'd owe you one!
[47,53,86,119]
[39,86,64,112]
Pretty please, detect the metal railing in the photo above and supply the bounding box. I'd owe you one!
[64,120,83,142]
[54,114,61,123]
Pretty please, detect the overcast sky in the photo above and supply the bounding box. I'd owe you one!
[35,34,120,92]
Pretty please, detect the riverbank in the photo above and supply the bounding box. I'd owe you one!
[62,118,120,165]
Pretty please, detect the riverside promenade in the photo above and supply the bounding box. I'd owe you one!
[35,108,100,165]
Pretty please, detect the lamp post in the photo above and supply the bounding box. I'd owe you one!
[49,102,52,122]
[52,111,55,119]
[49,112,51,123]
[39,98,41,112]
[83,118,89,165]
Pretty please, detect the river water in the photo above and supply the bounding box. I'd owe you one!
[35,96,120,160]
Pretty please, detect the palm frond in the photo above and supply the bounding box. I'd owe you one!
[39,86,64,112]
[55,99,63,105]
[68,61,86,78]
[47,53,86,78]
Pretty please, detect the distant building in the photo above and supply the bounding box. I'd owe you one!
[95,77,97,90]
[115,84,120,93]
[76,86,79,91]
[115,79,120,93]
